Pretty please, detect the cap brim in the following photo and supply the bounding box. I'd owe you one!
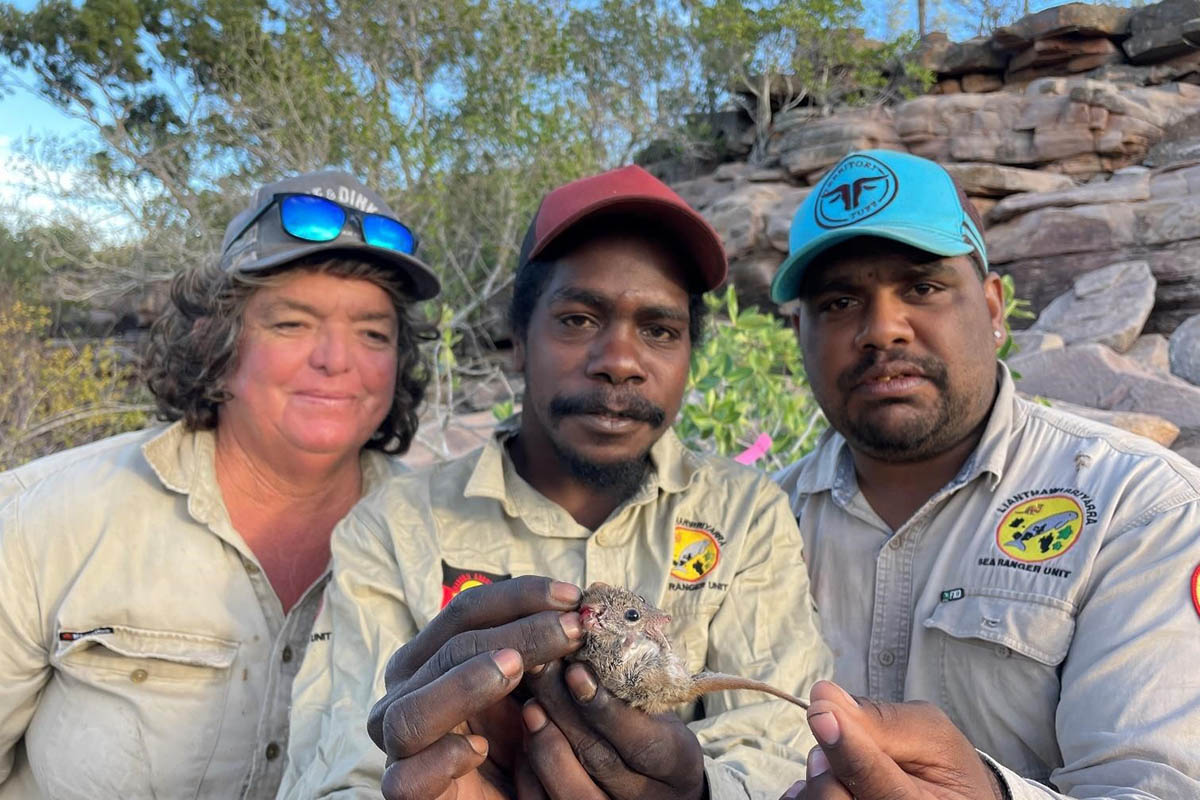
[530,197,728,291]
[769,223,975,304]
[236,243,441,301]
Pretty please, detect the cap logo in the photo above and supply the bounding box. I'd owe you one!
[307,185,379,214]
[815,154,899,229]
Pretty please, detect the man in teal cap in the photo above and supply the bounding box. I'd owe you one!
[772,150,1200,799]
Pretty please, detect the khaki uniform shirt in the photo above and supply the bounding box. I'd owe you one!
[279,423,833,800]
[775,367,1200,799]
[0,422,403,800]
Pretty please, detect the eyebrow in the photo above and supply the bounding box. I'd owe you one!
[548,287,689,323]
[804,260,960,297]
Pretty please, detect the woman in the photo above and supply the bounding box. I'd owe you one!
[0,170,438,799]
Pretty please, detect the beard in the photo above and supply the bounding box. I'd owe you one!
[827,349,979,463]
[545,388,665,493]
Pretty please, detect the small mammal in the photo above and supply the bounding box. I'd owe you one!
[573,582,810,714]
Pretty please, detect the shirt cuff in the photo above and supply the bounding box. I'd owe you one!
[978,750,1066,800]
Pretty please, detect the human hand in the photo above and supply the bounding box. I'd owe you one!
[518,659,706,800]
[366,576,585,800]
[779,680,1005,800]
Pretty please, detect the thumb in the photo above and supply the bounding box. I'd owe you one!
[807,697,920,800]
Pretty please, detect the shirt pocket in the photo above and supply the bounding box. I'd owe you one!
[27,625,239,799]
[923,593,1072,782]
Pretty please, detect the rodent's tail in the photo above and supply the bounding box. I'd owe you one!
[691,673,810,710]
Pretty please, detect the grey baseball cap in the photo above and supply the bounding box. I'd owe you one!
[219,170,441,300]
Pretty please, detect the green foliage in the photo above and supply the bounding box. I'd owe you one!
[0,295,151,470]
[675,287,826,471]
[996,272,1035,362]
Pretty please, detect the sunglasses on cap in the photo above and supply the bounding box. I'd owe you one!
[229,193,419,255]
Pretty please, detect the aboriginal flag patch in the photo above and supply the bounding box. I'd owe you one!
[1191,564,1200,621]
[441,561,511,609]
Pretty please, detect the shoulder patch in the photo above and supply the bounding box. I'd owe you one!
[1191,564,1200,620]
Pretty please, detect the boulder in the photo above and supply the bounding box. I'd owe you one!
[1126,333,1172,372]
[1009,330,1065,355]
[769,107,904,179]
[942,162,1076,197]
[1168,312,1200,383]
[939,37,1010,76]
[1144,111,1200,167]
[986,168,1150,223]
[765,186,814,252]
[1172,427,1200,467]
[1007,36,1120,74]
[670,173,733,212]
[1030,261,1156,351]
[405,409,502,469]
[1124,0,1200,63]
[987,203,1138,263]
[961,73,1005,93]
[1037,397,1180,447]
[729,253,785,309]
[993,4,1133,51]
[1011,342,1200,429]
[701,184,783,259]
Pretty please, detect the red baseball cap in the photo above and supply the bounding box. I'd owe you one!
[518,165,728,291]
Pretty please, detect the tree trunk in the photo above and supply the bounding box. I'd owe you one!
[918,0,927,37]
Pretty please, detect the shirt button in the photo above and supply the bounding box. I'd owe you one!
[282,646,294,663]
[265,742,281,760]
[877,649,895,666]
[246,562,261,575]
[130,668,149,683]
[887,537,903,550]
[994,645,1011,658]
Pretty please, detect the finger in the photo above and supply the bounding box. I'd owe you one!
[798,772,854,800]
[811,681,961,769]
[514,756,551,800]
[807,698,919,800]
[525,661,669,797]
[387,576,582,684]
[372,648,522,757]
[558,662,701,782]
[521,700,608,800]
[404,610,583,695]
[380,732,488,800]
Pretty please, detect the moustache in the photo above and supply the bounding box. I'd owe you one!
[549,390,667,428]
[837,350,949,394]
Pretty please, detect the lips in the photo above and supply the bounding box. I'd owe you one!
[856,363,927,386]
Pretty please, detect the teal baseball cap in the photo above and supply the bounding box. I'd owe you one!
[769,150,988,303]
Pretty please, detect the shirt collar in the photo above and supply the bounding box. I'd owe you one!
[788,361,1020,500]
[462,414,704,533]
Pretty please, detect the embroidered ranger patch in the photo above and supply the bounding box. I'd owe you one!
[441,561,511,609]
[996,493,1085,563]
[1191,564,1200,620]
[670,525,721,582]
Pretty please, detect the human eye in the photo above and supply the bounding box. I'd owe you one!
[361,327,394,346]
[558,313,597,330]
[643,323,681,343]
[818,296,857,314]
[908,282,943,298]
[271,318,308,332]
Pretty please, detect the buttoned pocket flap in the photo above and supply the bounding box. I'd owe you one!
[55,624,239,669]
[923,594,1074,666]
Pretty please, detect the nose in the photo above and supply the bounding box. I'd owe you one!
[310,325,351,374]
[854,293,913,351]
[585,323,646,385]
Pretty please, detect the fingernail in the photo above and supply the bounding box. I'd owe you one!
[526,662,546,676]
[559,612,582,640]
[837,684,860,708]
[807,746,830,779]
[493,648,523,679]
[523,700,548,733]
[808,710,841,746]
[467,734,489,756]
[566,663,598,702]
[780,780,805,800]
[551,581,582,605]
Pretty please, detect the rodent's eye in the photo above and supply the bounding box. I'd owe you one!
[624,608,641,622]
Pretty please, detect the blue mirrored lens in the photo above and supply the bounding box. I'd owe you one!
[280,195,346,242]
[362,214,416,254]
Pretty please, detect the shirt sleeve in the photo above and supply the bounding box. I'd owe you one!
[276,503,421,799]
[0,496,52,784]
[986,499,1200,800]
[689,478,835,800]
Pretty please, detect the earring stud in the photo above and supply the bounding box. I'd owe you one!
[994,330,1004,339]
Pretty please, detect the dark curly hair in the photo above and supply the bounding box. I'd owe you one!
[508,218,710,345]
[145,254,430,455]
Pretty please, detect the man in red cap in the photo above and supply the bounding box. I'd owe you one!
[278,165,832,800]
